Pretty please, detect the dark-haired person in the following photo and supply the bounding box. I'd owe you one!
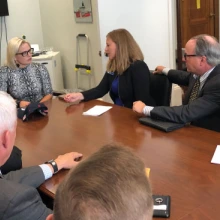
[64,28,155,108]
[0,37,53,108]
[133,34,220,132]
[47,144,153,220]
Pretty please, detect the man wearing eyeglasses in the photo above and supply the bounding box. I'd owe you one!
[0,37,53,108]
[133,34,220,132]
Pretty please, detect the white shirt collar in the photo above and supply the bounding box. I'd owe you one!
[193,66,215,83]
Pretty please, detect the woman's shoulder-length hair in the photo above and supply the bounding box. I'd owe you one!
[106,28,144,74]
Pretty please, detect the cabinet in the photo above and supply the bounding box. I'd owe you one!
[32,52,64,91]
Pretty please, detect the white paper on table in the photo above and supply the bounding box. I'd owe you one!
[82,105,112,116]
[211,145,220,164]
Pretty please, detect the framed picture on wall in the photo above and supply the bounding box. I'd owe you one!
[73,0,93,23]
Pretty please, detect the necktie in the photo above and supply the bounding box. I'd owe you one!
[189,77,200,103]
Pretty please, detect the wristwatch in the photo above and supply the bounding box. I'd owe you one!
[45,159,58,174]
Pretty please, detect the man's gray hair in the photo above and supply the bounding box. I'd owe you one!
[0,92,17,135]
[192,34,220,66]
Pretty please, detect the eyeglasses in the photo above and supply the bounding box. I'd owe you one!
[183,53,197,60]
[16,48,34,57]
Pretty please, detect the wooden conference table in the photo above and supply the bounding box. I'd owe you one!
[15,98,220,220]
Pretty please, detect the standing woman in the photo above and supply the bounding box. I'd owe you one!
[0,37,53,107]
[64,28,155,108]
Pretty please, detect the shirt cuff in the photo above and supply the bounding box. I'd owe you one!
[143,106,154,116]
[39,164,53,180]
[162,67,170,75]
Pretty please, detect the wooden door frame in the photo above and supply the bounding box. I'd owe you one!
[176,0,219,70]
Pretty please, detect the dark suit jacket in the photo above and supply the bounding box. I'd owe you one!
[0,166,52,220]
[150,65,220,132]
[1,146,22,175]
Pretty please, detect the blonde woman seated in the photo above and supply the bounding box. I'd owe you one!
[64,28,155,108]
[0,37,53,108]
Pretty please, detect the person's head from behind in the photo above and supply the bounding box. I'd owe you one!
[49,144,153,220]
[5,37,33,69]
[105,28,144,74]
[0,92,17,167]
[184,34,220,75]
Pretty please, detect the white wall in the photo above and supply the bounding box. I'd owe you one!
[98,0,176,73]
[0,0,43,65]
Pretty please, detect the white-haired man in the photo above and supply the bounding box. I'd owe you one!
[0,91,82,220]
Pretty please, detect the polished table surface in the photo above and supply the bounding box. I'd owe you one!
[15,98,220,220]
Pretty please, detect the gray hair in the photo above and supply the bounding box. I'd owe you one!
[192,34,220,66]
[0,92,17,135]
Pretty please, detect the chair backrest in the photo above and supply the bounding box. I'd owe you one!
[149,71,172,106]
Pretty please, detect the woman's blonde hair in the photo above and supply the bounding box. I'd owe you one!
[5,37,31,69]
[106,29,144,74]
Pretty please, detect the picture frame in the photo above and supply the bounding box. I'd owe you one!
[73,0,93,23]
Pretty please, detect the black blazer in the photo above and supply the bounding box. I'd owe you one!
[82,60,155,108]
[150,65,220,132]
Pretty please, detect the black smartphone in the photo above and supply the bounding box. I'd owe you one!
[152,195,171,218]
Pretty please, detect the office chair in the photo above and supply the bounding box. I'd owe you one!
[149,71,172,106]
